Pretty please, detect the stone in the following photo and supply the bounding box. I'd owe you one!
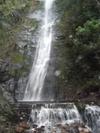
[32,124,38,128]
[19,121,30,129]
[54,122,92,133]
[15,126,25,133]
[78,127,92,133]
[15,121,30,133]
[56,123,62,127]
[37,127,45,132]
[31,128,37,133]
[51,127,57,133]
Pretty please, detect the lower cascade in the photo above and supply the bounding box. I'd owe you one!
[20,103,100,133]
[84,105,100,133]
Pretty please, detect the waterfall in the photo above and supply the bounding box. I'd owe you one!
[24,103,100,133]
[84,105,100,133]
[23,0,55,101]
[21,0,100,133]
[29,103,82,133]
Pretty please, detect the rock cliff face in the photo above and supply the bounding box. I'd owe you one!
[0,0,39,103]
[0,1,39,132]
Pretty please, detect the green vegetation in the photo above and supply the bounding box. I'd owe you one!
[0,0,37,50]
[0,0,32,43]
[56,0,100,90]
[0,1,39,131]
[0,0,38,78]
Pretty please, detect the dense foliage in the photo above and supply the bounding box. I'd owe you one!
[0,0,36,75]
[56,0,100,90]
[0,0,32,45]
[0,1,38,132]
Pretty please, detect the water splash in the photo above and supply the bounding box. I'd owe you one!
[30,103,81,133]
[29,104,100,133]
[84,105,100,133]
[24,0,55,101]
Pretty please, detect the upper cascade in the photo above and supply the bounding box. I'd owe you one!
[23,0,55,101]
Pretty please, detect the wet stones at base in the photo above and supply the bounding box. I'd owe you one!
[16,122,92,133]
[55,122,92,133]
[15,121,30,133]
[79,127,92,133]
[28,125,45,133]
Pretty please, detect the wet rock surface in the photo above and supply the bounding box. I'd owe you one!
[0,1,39,133]
[17,122,92,133]
[51,122,91,133]
[15,103,100,133]
[0,10,39,102]
[15,121,30,133]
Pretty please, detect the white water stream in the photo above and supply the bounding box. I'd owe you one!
[24,0,55,101]
[30,103,82,133]
[85,105,100,133]
[22,0,100,133]
[28,103,100,133]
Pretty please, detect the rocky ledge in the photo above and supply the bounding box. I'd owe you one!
[15,121,92,133]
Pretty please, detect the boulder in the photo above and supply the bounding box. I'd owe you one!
[15,121,30,133]
[78,127,92,133]
[15,126,25,133]
[55,122,92,133]
[32,124,38,128]
[19,121,30,129]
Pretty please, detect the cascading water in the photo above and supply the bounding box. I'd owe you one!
[29,103,82,133]
[84,105,100,133]
[27,104,100,133]
[23,0,55,101]
[21,0,100,133]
